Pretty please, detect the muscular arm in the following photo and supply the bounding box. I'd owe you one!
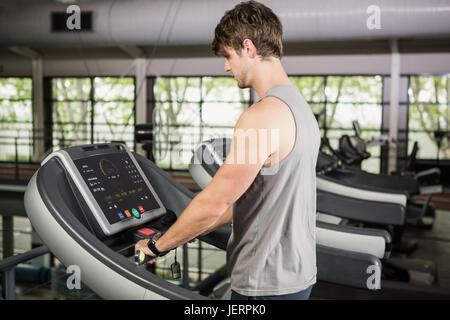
[200,205,233,236]
[136,102,279,255]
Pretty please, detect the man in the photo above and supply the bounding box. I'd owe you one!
[135,1,320,300]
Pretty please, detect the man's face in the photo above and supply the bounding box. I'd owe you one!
[223,47,251,89]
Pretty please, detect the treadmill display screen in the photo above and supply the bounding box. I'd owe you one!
[74,153,162,225]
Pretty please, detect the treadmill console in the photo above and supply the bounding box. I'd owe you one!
[43,143,166,236]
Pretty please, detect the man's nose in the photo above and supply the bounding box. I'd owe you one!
[224,60,231,73]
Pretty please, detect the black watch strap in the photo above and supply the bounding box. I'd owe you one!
[147,233,169,257]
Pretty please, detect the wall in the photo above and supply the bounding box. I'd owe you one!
[1,53,450,77]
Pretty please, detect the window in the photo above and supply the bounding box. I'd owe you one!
[0,77,32,162]
[152,76,251,170]
[408,75,450,160]
[290,75,383,173]
[52,77,92,148]
[52,77,135,150]
[93,77,135,146]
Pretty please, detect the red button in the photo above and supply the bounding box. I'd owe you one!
[137,228,155,236]
[138,206,145,213]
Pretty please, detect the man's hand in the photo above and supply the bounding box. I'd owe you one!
[135,239,157,264]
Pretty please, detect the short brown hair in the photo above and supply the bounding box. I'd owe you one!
[212,1,283,59]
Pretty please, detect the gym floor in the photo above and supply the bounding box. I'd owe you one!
[403,208,450,289]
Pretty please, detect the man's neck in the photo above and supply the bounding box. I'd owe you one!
[251,58,292,99]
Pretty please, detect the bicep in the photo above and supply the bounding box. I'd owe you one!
[202,112,272,206]
[204,159,262,207]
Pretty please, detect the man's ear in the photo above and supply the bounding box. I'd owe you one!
[242,38,257,59]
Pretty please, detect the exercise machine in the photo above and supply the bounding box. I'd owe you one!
[24,142,383,299]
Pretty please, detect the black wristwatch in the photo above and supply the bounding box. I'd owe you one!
[147,232,169,257]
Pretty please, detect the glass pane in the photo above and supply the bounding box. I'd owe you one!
[326,103,382,130]
[408,103,447,131]
[326,76,382,104]
[154,101,201,126]
[53,101,92,124]
[170,147,194,170]
[0,78,33,162]
[154,77,201,102]
[408,131,449,160]
[94,77,135,101]
[0,78,32,100]
[202,102,244,126]
[365,144,381,158]
[409,75,449,104]
[93,101,134,145]
[153,102,201,166]
[52,121,91,148]
[52,101,92,148]
[0,119,32,138]
[162,122,200,170]
[52,78,91,101]
[201,127,235,141]
[0,100,32,122]
[362,158,380,174]
[0,122,33,162]
[201,77,250,102]
[408,75,449,160]
[308,103,325,116]
[290,76,326,103]
[308,103,326,127]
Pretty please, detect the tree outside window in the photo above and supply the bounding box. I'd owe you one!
[0,77,32,162]
[52,77,135,150]
[153,76,250,170]
[408,75,450,161]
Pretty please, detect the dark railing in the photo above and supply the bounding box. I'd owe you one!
[2,120,446,176]
[0,246,50,300]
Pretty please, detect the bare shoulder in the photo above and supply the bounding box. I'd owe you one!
[252,96,286,112]
[254,96,292,122]
[236,96,292,130]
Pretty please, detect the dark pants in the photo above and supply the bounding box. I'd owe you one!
[231,285,313,300]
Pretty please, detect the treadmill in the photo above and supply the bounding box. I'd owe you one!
[318,143,436,229]
[316,152,436,251]
[24,142,383,299]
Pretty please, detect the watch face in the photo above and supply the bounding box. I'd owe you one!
[151,233,159,243]
[149,233,166,256]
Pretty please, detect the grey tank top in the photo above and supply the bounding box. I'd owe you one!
[227,85,321,296]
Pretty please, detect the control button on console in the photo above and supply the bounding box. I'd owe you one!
[137,228,155,236]
[131,208,140,219]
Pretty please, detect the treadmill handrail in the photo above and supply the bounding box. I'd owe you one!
[317,244,382,290]
[316,221,391,259]
[317,175,408,207]
[317,190,406,226]
[0,246,49,272]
